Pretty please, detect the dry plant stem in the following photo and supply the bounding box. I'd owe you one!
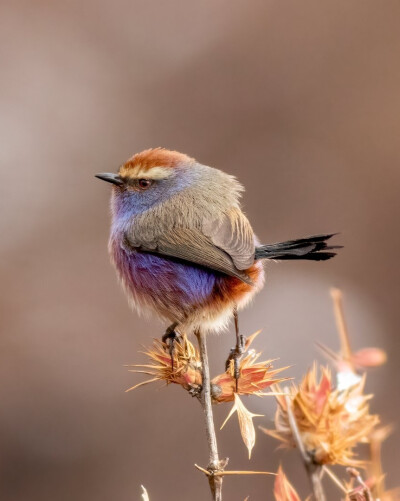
[195,329,224,501]
[322,467,347,494]
[331,288,352,362]
[284,392,326,501]
[347,469,373,501]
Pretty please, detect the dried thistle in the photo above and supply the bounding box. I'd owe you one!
[262,364,379,467]
[125,336,202,395]
[211,331,290,403]
[127,331,290,459]
[216,332,290,458]
[127,331,289,404]
[274,466,302,501]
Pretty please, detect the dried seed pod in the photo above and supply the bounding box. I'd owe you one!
[261,365,379,467]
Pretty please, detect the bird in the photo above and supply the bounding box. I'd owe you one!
[96,148,340,381]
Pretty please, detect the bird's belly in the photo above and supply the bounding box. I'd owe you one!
[111,242,216,319]
[110,240,264,332]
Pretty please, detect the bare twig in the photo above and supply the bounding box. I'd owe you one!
[284,390,326,501]
[195,329,227,500]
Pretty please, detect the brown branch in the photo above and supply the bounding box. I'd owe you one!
[195,329,227,501]
[284,391,326,501]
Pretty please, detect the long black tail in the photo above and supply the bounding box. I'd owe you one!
[255,234,341,262]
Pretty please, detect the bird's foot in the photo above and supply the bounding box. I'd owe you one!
[162,323,181,371]
[225,334,246,391]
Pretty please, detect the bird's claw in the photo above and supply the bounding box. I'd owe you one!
[225,334,246,391]
[162,323,181,371]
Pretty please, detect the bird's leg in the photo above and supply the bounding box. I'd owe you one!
[225,306,246,391]
[162,322,181,371]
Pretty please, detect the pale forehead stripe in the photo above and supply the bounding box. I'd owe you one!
[120,165,174,180]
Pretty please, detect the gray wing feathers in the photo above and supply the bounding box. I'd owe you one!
[126,225,253,284]
[202,208,255,270]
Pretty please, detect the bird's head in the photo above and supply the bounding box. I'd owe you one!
[96,148,196,218]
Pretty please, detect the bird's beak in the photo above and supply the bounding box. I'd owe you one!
[95,173,124,186]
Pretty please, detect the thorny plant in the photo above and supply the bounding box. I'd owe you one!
[261,367,379,467]
[128,289,396,500]
[126,331,289,459]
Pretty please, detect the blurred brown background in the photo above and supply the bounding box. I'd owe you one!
[1,1,399,500]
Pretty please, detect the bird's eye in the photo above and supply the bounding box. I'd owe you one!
[137,178,153,190]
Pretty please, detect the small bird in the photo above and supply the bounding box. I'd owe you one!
[96,148,339,379]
